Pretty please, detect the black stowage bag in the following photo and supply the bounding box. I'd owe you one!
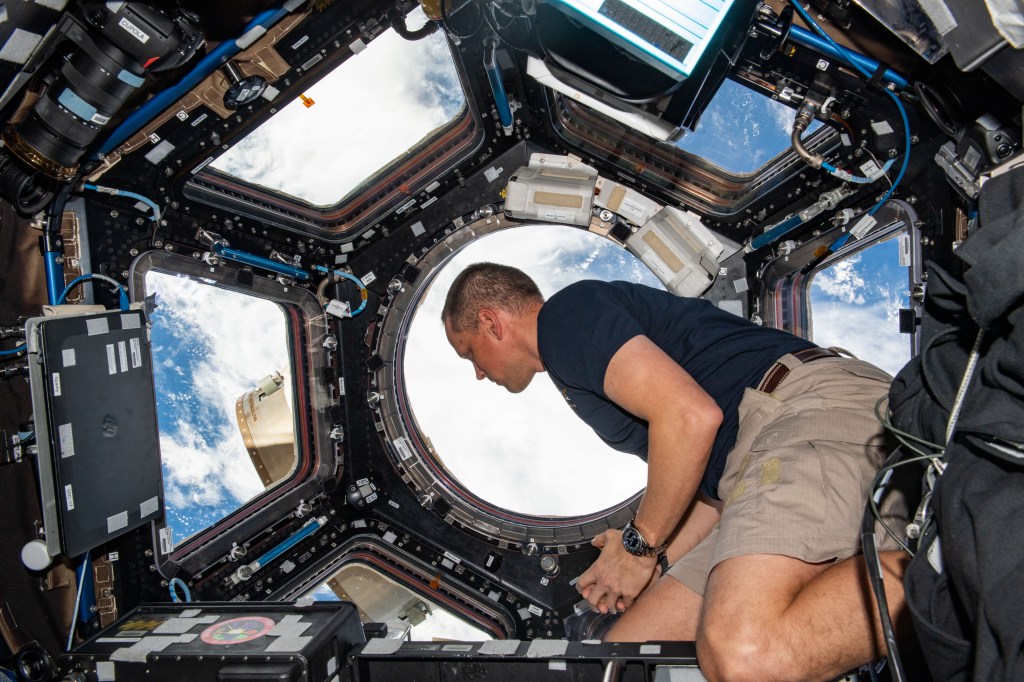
[890,166,1024,681]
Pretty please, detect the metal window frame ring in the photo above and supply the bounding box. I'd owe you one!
[369,210,642,550]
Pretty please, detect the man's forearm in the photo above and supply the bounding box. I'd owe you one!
[632,415,718,549]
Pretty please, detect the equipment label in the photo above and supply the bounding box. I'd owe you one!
[59,423,75,458]
[52,372,62,397]
[65,484,75,511]
[849,214,877,240]
[129,337,142,368]
[118,340,128,373]
[159,527,174,554]
[106,344,118,374]
[118,17,150,44]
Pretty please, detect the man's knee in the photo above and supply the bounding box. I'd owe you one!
[696,612,785,682]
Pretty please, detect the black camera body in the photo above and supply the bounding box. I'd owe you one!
[0,2,202,213]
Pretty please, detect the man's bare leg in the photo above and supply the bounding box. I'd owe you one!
[604,574,704,642]
[696,551,909,682]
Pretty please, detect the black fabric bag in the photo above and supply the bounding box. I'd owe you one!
[890,167,1024,681]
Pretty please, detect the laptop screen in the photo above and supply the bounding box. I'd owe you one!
[545,0,737,78]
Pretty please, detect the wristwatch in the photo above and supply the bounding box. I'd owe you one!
[621,520,667,558]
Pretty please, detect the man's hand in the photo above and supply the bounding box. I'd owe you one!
[577,530,658,614]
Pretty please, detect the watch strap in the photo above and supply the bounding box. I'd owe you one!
[623,520,668,557]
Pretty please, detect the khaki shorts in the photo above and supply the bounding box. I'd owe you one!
[668,353,907,597]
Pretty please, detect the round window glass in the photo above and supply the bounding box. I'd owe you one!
[402,224,663,517]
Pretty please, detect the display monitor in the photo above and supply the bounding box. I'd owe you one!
[545,0,737,79]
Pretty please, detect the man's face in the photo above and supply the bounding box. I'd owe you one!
[444,313,536,394]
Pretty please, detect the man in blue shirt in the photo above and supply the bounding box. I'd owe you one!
[442,262,908,681]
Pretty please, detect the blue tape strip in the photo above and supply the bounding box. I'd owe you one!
[118,69,145,87]
[57,88,99,123]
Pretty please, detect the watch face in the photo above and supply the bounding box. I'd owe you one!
[622,526,644,555]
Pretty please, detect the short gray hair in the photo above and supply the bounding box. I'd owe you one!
[441,263,543,332]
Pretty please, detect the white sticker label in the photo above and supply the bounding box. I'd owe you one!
[108,552,120,562]
[62,348,76,367]
[59,423,75,458]
[129,337,142,368]
[52,372,62,397]
[361,271,376,285]
[443,550,462,565]
[850,214,877,240]
[65,484,75,510]
[140,495,159,517]
[176,110,189,121]
[860,159,881,177]
[383,531,397,544]
[870,120,894,136]
[107,511,128,533]
[528,604,543,617]
[159,527,174,554]
[393,437,413,461]
[87,318,110,336]
[899,233,912,267]
[619,197,649,222]
[106,344,117,375]
[118,340,128,373]
[118,16,150,43]
[291,35,309,49]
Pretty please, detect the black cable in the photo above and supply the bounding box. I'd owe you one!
[861,446,918,682]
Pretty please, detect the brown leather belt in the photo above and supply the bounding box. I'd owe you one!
[757,347,841,394]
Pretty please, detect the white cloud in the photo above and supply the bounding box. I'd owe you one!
[810,300,909,376]
[812,256,867,305]
[159,419,265,510]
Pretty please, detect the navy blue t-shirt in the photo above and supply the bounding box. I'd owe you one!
[537,280,815,499]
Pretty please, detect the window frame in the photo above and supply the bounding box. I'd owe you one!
[279,535,511,639]
[182,13,484,244]
[129,251,338,576]
[757,200,923,357]
[367,213,645,548]
[546,78,841,219]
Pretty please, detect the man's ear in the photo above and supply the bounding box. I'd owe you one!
[478,308,504,339]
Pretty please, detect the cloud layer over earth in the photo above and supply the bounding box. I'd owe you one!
[403,225,657,517]
[810,238,911,376]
